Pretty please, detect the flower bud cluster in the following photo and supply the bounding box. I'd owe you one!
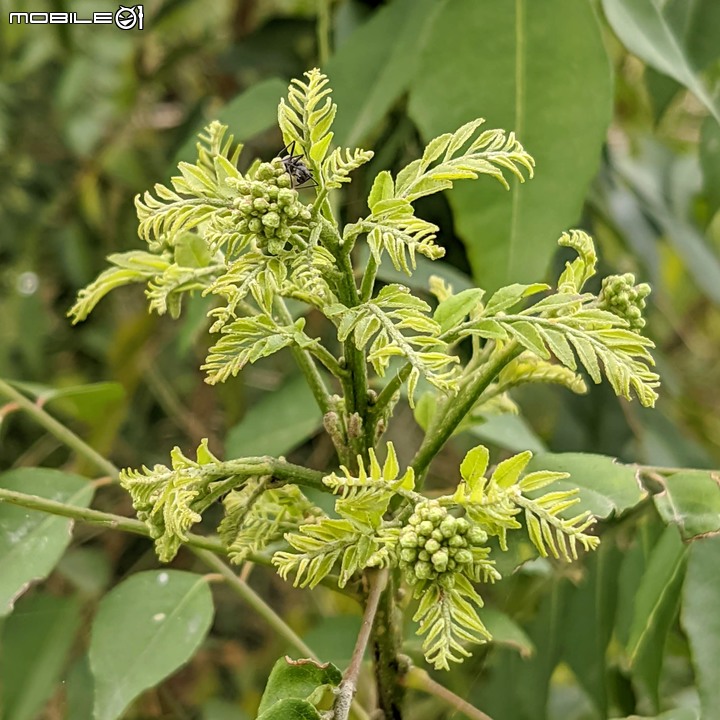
[598,273,651,331]
[231,159,312,255]
[398,499,487,589]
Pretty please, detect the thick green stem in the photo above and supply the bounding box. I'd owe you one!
[0,378,118,478]
[275,298,334,416]
[0,486,226,555]
[411,343,522,483]
[369,362,412,426]
[371,574,405,719]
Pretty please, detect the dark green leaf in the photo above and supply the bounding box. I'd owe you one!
[0,593,82,720]
[653,470,720,539]
[328,0,440,147]
[700,116,720,215]
[681,536,720,719]
[90,570,214,720]
[225,376,323,458]
[0,468,94,616]
[409,0,612,292]
[527,453,646,518]
[257,656,342,715]
[626,525,687,710]
[256,698,321,720]
[602,0,720,124]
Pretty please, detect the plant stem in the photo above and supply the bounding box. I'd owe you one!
[334,568,388,720]
[360,254,378,303]
[0,486,226,554]
[316,0,331,67]
[371,574,405,719]
[275,298,334,416]
[0,378,118,478]
[401,665,494,720]
[196,549,317,657]
[410,343,522,483]
[369,362,412,424]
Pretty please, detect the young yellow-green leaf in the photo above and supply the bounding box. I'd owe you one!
[434,288,485,332]
[491,451,533,489]
[368,170,395,211]
[0,469,94,617]
[484,283,549,315]
[257,699,321,720]
[460,445,490,486]
[90,570,214,720]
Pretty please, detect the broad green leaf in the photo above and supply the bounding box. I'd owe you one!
[328,0,440,147]
[469,414,547,454]
[257,656,342,715]
[482,609,535,658]
[65,656,95,720]
[700,117,720,215]
[173,77,287,165]
[0,468,94,616]
[602,0,720,125]
[613,140,720,306]
[90,570,214,720]
[653,470,720,539]
[302,616,362,669]
[626,525,687,710]
[460,445,489,486]
[408,0,612,292]
[681,536,720,719]
[527,453,646,519]
[560,540,623,717]
[225,376,323,458]
[0,593,82,720]
[256,699,321,720]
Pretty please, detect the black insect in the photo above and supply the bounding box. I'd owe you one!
[279,141,317,188]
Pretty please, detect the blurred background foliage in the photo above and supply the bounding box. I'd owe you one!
[0,0,719,718]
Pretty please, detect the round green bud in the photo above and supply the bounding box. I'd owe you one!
[277,188,295,206]
[283,204,300,219]
[277,174,292,188]
[431,529,444,542]
[399,531,418,548]
[447,559,457,570]
[400,548,417,563]
[261,212,280,229]
[415,562,434,580]
[248,218,261,233]
[418,550,429,562]
[255,163,276,181]
[448,535,466,548]
[278,226,292,240]
[455,549,473,565]
[267,186,279,200]
[299,208,312,221]
[427,505,447,524]
[455,517,470,534]
[253,197,269,212]
[418,521,434,537]
[467,525,487,546]
[251,183,266,198]
[424,539,441,554]
[431,551,449,572]
[439,516,457,538]
[408,513,421,526]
